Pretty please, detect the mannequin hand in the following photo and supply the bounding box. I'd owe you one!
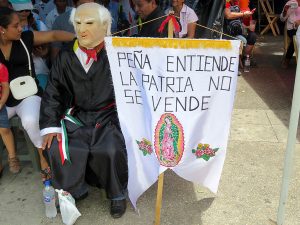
[42,133,62,150]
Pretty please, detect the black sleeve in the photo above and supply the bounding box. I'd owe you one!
[39,52,72,129]
[21,31,34,53]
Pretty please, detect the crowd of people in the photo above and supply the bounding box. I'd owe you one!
[0,0,294,220]
[0,0,182,219]
[0,0,200,184]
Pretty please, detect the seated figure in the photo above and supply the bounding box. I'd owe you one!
[224,0,257,67]
[280,0,300,68]
[40,3,128,219]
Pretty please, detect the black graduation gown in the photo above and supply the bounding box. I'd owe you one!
[39,44,128,199]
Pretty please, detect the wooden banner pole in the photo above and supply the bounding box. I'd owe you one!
[154,173,165,225]
[154,16,174,225]
[277,33,300,225]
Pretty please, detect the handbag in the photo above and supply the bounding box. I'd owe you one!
[9,39,38,100]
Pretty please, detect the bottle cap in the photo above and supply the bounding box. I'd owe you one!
[44,180,51,187]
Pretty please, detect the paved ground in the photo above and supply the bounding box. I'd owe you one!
[0,34,300,225]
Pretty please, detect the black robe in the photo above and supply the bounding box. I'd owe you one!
[40,43,128,199]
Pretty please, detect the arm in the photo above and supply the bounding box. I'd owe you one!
[186,8,198,39]
[0,82,9,109]
[33,30,75,46]
[280,4,291,22]
[186,22,196,38]
[224,8,252,20]
[294,19,300,28]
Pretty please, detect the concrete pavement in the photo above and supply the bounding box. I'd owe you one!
[0,34,299,225]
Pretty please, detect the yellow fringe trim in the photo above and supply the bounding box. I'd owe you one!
[73,39,79,52]
[111,38,232,50]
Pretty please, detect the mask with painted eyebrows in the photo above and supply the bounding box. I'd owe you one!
[74,4,105,48]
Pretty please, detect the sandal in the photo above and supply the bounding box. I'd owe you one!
[41,166,52,182]
[8,157,21,174]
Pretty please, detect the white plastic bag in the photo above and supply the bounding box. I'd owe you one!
[56,189,81,225]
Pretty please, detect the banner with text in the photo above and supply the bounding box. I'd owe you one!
[105,37,240,207]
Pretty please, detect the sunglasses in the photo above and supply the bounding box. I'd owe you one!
[17,9,31,13]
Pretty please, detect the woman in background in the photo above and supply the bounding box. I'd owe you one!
[166,0,198,38]
[13,1,50,90]
[280,0,300,68]
[0,7,74,182]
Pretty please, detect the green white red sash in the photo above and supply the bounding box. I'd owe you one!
[59,108,83,165]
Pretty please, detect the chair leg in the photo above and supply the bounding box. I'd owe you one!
[260,24,270,35]
[269,19,278,36]
[275,21,280,35]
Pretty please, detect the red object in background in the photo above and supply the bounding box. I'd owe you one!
[226,0,254,27]
[239,0,249,10]
[239,0,251,26]
[243,13,251,26]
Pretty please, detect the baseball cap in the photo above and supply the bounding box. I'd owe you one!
[9,0,33,11]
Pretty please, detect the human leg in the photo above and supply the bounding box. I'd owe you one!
[283,29,297,68]
[15,96,43,148]
[0,142,2,178]
[236,35,247,74]
[39,148,51,182]
[0,106,20,173]
[245,31,257,55]
[0,163,2,178]
[244,31,257,66]
[0,128,21,173]
[12,96,49,178]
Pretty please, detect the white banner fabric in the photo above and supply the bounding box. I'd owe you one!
[105,37,240,208]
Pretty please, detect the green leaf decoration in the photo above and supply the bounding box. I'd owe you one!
[192,149,196,153]
[136,140,140,145]
[213,148,219,152]
[201,155,210,161]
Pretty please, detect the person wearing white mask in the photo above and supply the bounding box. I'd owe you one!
[40,3,128,219]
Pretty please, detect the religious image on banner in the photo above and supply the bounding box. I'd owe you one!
[105,37,240,208]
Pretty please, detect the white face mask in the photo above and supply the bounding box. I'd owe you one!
[74,7,105,48]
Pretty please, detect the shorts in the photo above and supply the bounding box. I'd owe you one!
[236,32,257,47]
[0,106,10,128]
[236,35,247,46]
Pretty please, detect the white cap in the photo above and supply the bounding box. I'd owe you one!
[9,0,33,11]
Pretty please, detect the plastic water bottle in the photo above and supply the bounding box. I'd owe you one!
[43,180,57,218]
[244,55,250,72]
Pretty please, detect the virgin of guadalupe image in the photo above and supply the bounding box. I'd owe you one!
[159,116,179,165]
